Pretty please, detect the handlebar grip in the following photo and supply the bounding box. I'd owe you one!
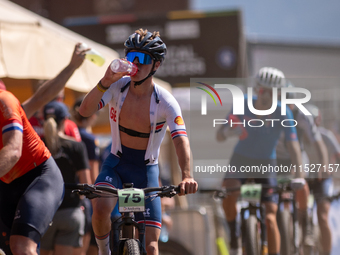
[175,185,181,194]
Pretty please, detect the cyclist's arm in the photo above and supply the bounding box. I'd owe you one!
[172,136,198,195]
[216,111,232,142]
[79,65,127,117]
[216,123,228,141]
[286,140,303,178]
[0,130,22,177]
[22,43,87,119]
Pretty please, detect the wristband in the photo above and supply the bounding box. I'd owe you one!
[96,80,110,93]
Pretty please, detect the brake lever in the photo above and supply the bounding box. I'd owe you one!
[72,184,101,199]
[159,185,178,198]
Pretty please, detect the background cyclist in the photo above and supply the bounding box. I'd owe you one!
[276,82,331,254]
[216,67,303,255]
[305,104,336,255]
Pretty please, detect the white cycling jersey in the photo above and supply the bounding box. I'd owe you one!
[99,76,187,165]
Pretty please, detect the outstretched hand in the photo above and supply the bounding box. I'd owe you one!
[68,43,88,69]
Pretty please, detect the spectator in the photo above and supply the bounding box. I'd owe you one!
[40,101,91,255]
[72,98,101,255]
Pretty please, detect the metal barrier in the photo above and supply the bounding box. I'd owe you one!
[166,205,220,255]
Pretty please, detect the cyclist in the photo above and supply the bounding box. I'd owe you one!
[305,103,336,255]
[0,43,88,255]
[276,82,330,252]
[78,28,198,255]
[216,67,303,255]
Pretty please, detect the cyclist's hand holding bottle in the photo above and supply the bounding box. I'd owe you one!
[99,59,131,89]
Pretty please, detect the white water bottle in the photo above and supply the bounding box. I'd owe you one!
[110,59,138,76]
[79,43,106,67]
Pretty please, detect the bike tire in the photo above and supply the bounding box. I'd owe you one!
[122,239,140,255]
[159,239,192,255]
[277,209,292,255]
[244,215,260,255]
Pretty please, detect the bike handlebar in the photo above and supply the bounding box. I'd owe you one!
[199,178,306,199]
[64,183,181,199]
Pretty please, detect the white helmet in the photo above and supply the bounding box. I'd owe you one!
[256,67,285,88]
[285,80,295,99]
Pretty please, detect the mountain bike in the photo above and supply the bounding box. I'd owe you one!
[200,178,305,255]
[200,182,267,255]
[66,183,182,255]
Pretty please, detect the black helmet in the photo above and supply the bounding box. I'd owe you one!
[124,31,167,62]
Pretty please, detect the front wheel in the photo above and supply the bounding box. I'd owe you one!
[277,209,292,255]
[122,239,141,255]
[244,215,261,255]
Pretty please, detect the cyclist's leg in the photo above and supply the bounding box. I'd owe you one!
[145,227,161,255]
[222,178,241,253]
[296,181,311,246]
[9,157,64,255]
[92,153,121,255]
[222,178,241,221]
[296,182,310,211]
[134,164,162,255]
[221,153,246,254]
[258,178,280,255]
[314,178,333,255]
[9,236,38,255]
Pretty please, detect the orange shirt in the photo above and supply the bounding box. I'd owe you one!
[0,90,51,184]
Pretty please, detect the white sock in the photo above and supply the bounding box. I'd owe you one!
[95,232,111,255]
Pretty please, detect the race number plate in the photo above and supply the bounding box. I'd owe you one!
[118,188,145,213]
[241,184,262,203]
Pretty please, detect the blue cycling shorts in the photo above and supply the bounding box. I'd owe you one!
[96,145,161,229]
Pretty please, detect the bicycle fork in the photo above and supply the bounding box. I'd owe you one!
[111,213,147,255]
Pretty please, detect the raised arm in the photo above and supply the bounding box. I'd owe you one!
[78,63,127,117]
[22,43,88,119]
